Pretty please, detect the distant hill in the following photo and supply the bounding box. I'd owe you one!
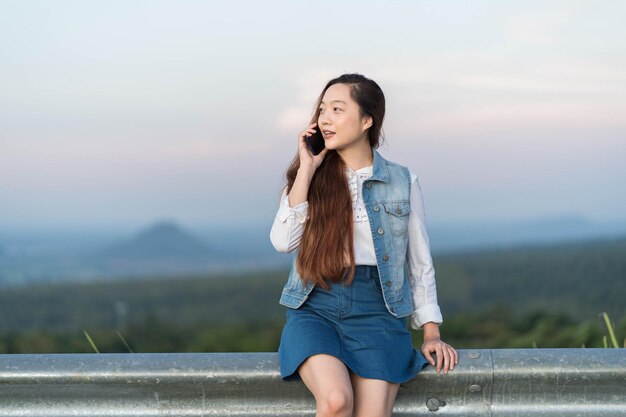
[97,221,212,261]
[1,215,625,287]
[428,215,626,253]
[78,221,216,278]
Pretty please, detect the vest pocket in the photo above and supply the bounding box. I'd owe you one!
[383,201,410,236]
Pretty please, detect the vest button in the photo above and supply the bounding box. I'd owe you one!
[373,205,380,212]
[385,280,392,287]
[382,254,389,261]
[396,207,401,214]
[377,228,384,234]
[365,183,372,189]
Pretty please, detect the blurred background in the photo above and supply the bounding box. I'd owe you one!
[1,0,624,353]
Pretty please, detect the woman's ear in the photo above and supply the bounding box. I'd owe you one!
[362,115,373,131]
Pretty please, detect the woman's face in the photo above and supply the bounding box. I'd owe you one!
[317,83,372,151]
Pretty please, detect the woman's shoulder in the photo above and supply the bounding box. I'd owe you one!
[375,150,420,186]
[384,158,419,185]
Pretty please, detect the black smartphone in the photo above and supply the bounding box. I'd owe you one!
[304,128,326,155]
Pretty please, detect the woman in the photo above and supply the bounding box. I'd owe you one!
[270,73,458,417]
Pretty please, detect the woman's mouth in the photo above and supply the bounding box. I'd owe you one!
[323,130,335,139]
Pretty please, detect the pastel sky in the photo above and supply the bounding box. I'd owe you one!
[1,0,624,233]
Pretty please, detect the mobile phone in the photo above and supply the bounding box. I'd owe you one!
[304,128,326,155]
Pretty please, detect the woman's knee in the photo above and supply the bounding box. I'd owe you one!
[297,354,354,416]
[317,387,353,417]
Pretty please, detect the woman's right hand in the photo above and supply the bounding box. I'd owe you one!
[298,122,328,172]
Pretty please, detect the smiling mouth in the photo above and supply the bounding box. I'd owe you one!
[323,130,335,138]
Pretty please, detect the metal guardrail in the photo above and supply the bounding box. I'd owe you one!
[0,348,624,416]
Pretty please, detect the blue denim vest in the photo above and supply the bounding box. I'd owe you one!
[279,147,415,318]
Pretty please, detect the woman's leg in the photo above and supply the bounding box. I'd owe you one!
[297,354,354,417]
[349,370,400,417]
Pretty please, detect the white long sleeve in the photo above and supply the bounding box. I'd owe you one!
[269,187,308,253]
[406,172,443,330]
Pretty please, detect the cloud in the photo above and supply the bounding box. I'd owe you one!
[275,68,344,133]
[504,4,578,45]
[411,101,626,138]
[276,106,312,133]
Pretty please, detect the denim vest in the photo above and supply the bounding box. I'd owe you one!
[279,147,415,318]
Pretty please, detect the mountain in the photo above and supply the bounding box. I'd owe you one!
[97,221,212,261]
[78,221,218,278]
[428,215,626,254]
[1,215,625,287]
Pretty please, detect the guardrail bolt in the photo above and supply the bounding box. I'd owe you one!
[468,384,481,392]
[426,397,446,411]
[468,351,481,359]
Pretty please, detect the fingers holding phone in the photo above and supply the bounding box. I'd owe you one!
[298,122,328,171]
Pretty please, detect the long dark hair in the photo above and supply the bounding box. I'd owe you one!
[281,73,386,289]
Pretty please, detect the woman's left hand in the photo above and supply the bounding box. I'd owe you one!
[421,336,458,374]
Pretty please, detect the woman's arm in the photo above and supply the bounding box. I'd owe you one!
[269,167,315,253]
[422,322,441,340]
[406,170,458,373]
[406,171,444,331]
[270,122,329,253]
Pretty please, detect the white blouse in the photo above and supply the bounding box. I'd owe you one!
[269,165,443,331]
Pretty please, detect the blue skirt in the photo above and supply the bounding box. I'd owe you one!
[278,265,430,384]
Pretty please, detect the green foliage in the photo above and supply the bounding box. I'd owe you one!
[1,306,623,354]
[434,237,626,321]
[424,305,620,349]
[0,317,285,354]
[0,237,624,353]
[0,269,288,333]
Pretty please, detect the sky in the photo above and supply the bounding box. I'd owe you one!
[1,0,625,234]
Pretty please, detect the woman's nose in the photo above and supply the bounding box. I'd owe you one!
[318,112,331,125]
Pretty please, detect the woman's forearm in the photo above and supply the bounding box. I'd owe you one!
[288,166,315,207]
[422,322,441,340]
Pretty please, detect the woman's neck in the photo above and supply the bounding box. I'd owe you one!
[337,140,373,171]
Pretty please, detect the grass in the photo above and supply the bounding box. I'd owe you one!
[83,329,135,353]
[81,311,625,354]
[82,330,100,353]
[601,312,624,348]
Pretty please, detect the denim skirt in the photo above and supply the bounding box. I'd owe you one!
[278,265,429,384]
